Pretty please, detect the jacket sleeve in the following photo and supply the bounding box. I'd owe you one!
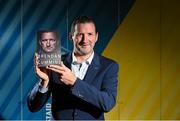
[71,62,119,112]
[27,82,51,112]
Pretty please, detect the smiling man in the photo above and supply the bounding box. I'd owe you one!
[27,16,119,120]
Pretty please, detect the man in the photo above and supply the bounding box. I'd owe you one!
[38,30,59,53]
[27,16,119,120]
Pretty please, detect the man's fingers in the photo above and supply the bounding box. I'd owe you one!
[47,66,64,74]
[34,53,39,65]
[48,65,65,71]
[35,53,38,57]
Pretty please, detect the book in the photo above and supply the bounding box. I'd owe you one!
[36,30,61,67]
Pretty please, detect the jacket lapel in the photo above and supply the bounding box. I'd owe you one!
[83,53,100,84]
[63,52,100,84]
[62,53,72,69]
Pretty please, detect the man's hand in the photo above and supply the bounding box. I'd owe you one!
[47,62,77,86]
[34,53,49,87]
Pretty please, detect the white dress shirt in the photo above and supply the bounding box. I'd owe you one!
[71,52,94,80]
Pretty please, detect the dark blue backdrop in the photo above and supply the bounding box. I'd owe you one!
[0,0,134,119]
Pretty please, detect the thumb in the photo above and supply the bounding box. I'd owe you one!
[61,61,65,67]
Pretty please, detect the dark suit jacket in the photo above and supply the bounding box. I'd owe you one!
[27,52,119,120]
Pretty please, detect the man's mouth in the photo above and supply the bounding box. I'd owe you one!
[81,43,89,46]
[46,47,53,50]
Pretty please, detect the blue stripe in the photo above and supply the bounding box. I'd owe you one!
[0,76,20,113]
[0,0,8,15]
[0,22,21,64]
[10,73,36,119]
[10,104,21,120]
[22,0,41,28]
[0,0,20,37]
[0,23,21,89]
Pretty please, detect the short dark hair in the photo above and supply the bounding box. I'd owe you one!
[70,16,97,33]
[37,30,60,41]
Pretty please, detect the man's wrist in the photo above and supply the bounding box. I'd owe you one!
[39,80,49,93]
[40,79,49,88]
[71,77,77,86]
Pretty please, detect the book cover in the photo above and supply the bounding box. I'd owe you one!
[36,30,61,67]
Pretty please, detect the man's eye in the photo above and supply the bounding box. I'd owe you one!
[78,33,82,35]
[41,39,47,42]
[88,33,93,36]
[50,39,56,41]
[77,33,83,37]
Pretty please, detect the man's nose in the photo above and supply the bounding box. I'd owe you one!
[46,40,50,46]
[82,35,88,42]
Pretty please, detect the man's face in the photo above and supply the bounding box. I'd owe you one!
[39,32,57,53]
[71,22,98,56]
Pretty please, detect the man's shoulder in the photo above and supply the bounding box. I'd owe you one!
[96,53,119,67]
[98,53,116,63]
[95,54,119,73]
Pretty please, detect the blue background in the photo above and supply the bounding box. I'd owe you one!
[0,0,134,119]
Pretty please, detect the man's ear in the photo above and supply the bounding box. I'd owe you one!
[69,33,73,41]
[95,32,98,42]
[39,40,42,46]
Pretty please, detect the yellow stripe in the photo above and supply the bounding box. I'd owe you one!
[104,0,180,120]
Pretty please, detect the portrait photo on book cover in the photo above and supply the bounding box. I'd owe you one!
[36,30,61,67]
